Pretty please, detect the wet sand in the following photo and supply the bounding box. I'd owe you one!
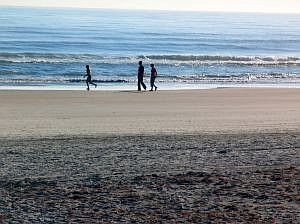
[0,88,299,223]
[0,88,299,137]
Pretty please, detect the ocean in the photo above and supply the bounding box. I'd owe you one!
[1,6,300,90]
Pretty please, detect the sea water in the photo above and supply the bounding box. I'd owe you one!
[1,6,300,90]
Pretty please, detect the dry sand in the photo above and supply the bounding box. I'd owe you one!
[0,88,299,223]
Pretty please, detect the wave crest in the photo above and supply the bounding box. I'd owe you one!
[1,53,300,65]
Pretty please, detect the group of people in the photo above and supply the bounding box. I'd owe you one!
[85,61,158,91]
[137,61,158,91]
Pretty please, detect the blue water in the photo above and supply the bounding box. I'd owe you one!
[1,6,300,89]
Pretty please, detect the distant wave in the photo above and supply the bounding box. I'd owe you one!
[0,78,129,84]
[1,52,300,65]
[68,79,129,83]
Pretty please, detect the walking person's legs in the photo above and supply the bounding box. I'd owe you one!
[141,79,147,90]
[90,81,97,88]
[138,78,141,91]
[150,77,157,91]
[86,80,90,91]
[150,77,154,91]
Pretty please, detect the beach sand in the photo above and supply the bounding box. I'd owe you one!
[0,88,299,137]
[0,88,299,223]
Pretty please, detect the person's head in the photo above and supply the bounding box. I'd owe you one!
[150,64,154,68]
[139,61,143,65]
[86,65,89,69]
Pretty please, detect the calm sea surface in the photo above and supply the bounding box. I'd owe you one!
[1,6,300,89]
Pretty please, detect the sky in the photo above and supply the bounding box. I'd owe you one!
[1,0,300,13]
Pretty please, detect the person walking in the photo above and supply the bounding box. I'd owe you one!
[85,65,97,91]
[150,63,158,91]
[137,61,147,91]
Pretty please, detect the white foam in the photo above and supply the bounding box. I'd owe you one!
[0,83,299,91]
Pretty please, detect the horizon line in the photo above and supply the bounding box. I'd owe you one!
[1,4,300,15]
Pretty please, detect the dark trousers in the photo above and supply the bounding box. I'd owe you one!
[138,77,146,91]
[86,79,97,89]
[150,76,157,89]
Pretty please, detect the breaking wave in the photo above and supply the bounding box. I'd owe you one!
[1,53,300,65]
[0,73,299,85]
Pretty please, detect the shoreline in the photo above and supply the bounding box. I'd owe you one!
[0,84,300,91]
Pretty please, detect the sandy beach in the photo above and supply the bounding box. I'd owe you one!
[0,88,299,223]
[0,88,299,137]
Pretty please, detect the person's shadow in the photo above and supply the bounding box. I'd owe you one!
[115,90,147,94]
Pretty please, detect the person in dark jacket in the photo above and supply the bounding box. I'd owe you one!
[85,65,97,91]
[137,61,147,91]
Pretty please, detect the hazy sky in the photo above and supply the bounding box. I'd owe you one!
[1,0,300,13]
